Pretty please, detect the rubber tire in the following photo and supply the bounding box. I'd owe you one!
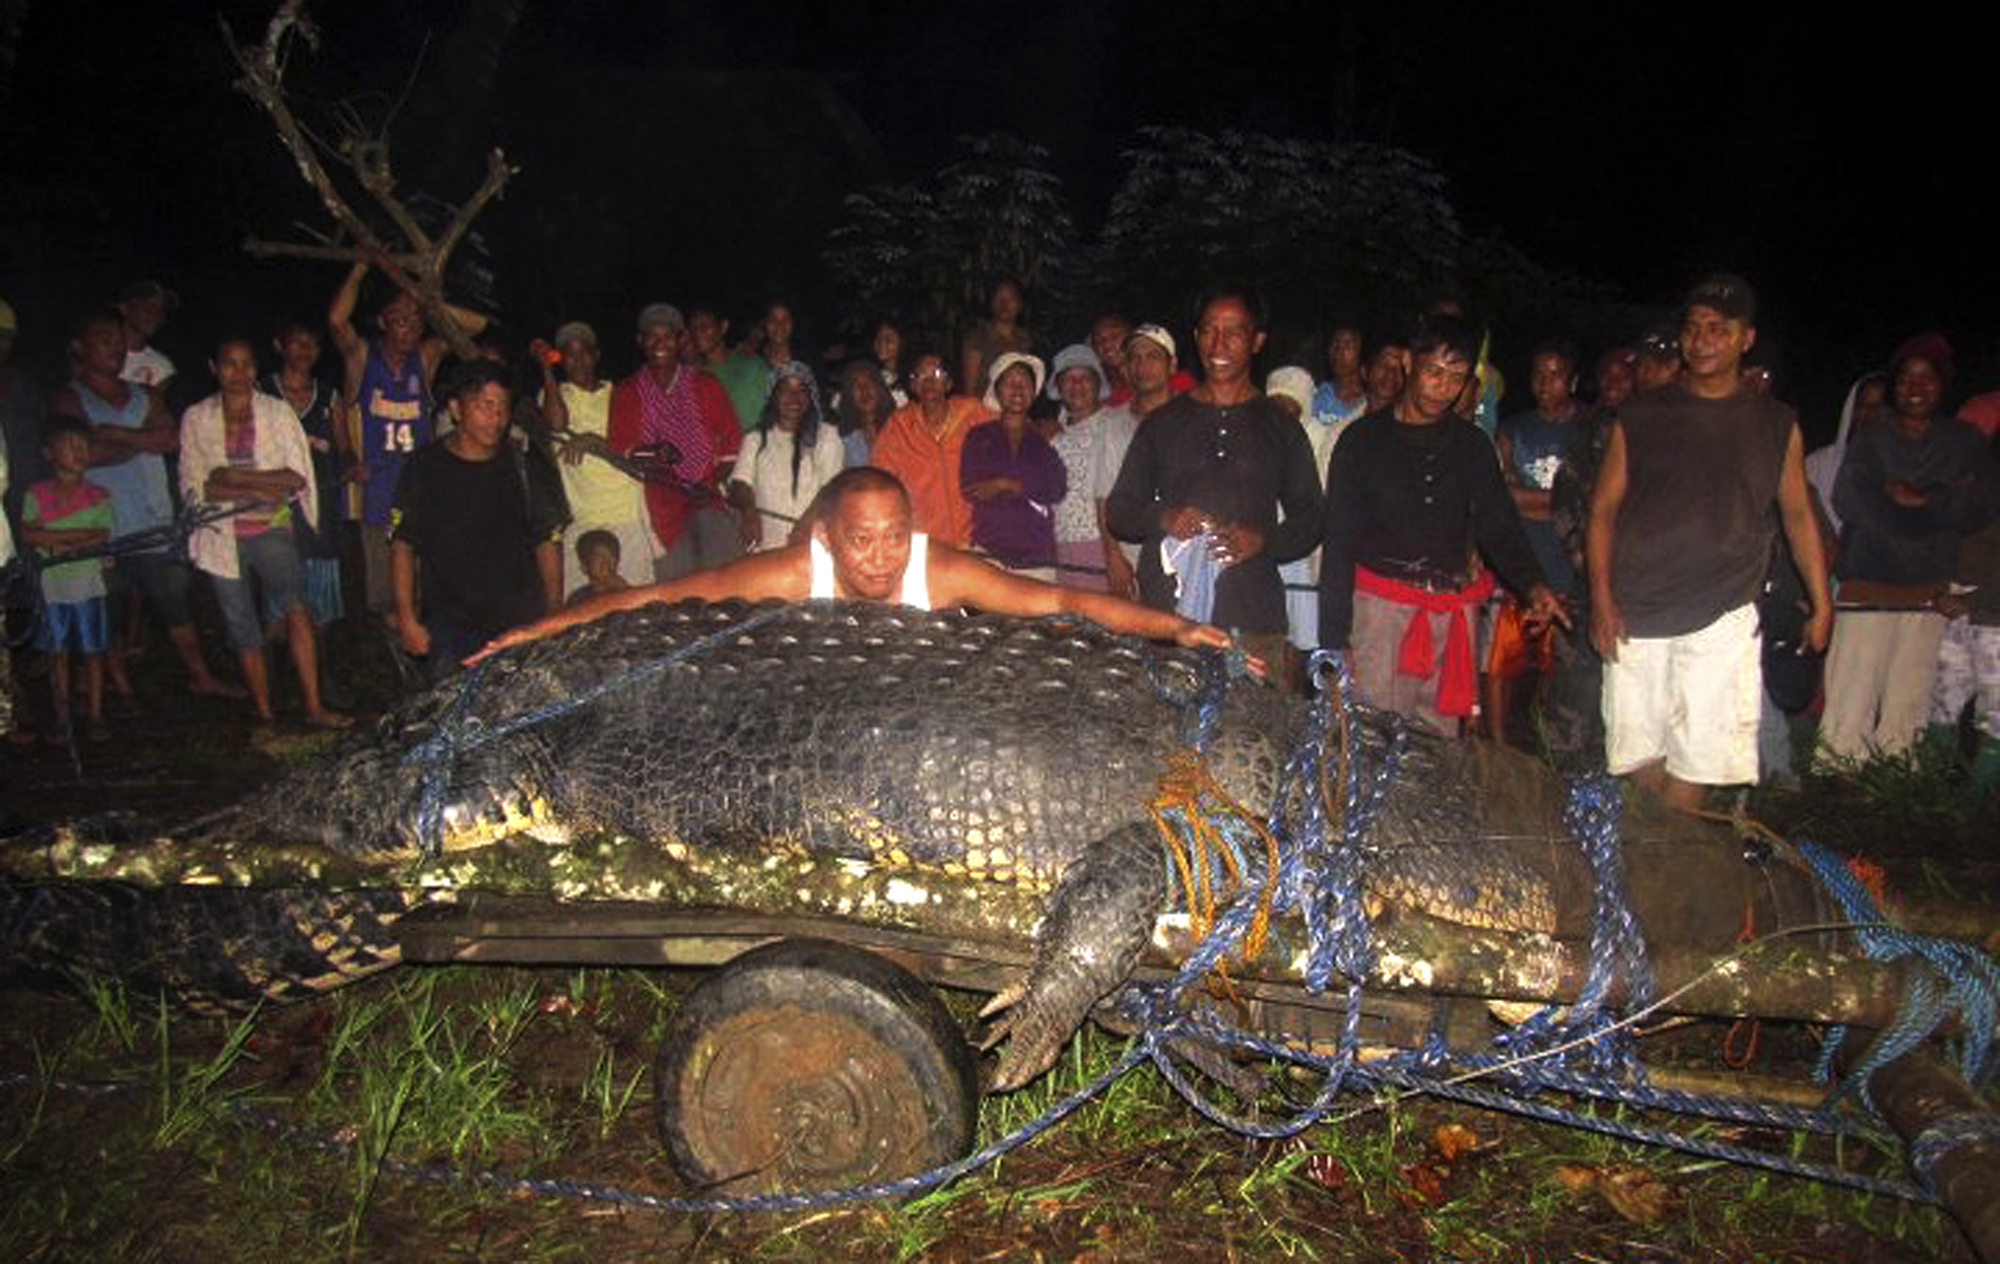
[654,937,981,1196]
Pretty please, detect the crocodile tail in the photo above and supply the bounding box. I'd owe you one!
[1,883,413,1008]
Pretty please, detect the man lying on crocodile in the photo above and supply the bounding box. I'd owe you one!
[472,465,1241,663]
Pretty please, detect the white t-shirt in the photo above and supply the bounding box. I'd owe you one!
[732,421,844,549]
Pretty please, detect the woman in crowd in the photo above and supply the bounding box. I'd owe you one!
[729,361,843,550]
[180,336,347,729]
[1821,335,1994,763]
[1807,370,1887,537]
[960,352,1064,580]
[1044,344,1137,595]
[870,319,909,406]
[959,277,1034,400]
[872,351,983,547]
[834,359,894,468]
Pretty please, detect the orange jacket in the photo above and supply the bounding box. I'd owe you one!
[870,396,984,548]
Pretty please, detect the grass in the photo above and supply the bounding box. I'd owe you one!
[1,956,1979,1263]
[310,969,561,1168]
[1762,725,1997,860]
[153,998,259,1149]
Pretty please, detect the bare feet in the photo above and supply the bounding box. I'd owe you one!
[189,677,249,700]
[304,709,353,730]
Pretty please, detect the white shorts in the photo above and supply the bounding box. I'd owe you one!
[1602,602,1762,785]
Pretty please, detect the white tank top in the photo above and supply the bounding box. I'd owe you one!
[808,531,931,610]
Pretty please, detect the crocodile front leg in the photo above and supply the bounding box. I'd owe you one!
[981,823,1168,1091]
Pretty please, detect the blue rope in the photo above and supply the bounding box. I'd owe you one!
[1117,651,1990,1208]
[219,1038,1156,1214]
[1796,840,1999,1108]
[1481,774,1652,1083]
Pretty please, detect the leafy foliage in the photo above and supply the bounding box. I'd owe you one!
[826,127,1489,359]
[1095,127,1463,338]
[824,132,1078,352]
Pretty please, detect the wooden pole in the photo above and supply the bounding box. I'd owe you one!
[1856,1043,2000,1263]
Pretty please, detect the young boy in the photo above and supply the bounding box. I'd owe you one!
[21,417,113,742]
[566,529,629,607]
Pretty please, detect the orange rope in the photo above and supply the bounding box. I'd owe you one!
[1721,894,1761,1068]
[1148,749,1283,997]
[1844,855,1893,912]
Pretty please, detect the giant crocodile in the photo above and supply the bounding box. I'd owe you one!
[0,599,1828,1088]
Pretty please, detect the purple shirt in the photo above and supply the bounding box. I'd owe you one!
[960,420,1066,569]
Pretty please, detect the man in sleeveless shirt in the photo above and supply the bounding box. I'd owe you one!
[1587,274,1831,811]
[329,261,489,616]
[471,467,1238,665]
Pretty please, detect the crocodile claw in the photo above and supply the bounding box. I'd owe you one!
[979,824,1166,1092]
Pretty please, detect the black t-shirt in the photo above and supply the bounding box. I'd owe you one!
[1104,394,1322,634]
[390,440,558,642]
[1318,409,1545,646]
[1610,382,1795,638]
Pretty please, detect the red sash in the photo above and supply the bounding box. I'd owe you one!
[1353,565,1495,717]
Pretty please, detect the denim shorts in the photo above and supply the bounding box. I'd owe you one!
[211,529,305,650]
[37,596,110,655]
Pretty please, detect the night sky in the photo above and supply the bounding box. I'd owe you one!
[1,0,1986,435]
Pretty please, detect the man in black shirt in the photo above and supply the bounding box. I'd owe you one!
[1320,313,1566,734]
[390,360,563,680]
[1106,288,1322,680]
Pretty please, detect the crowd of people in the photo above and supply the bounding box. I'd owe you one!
[2,265,1997,812]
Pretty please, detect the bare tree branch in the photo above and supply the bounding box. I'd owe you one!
[242,239,422,267]
[224,0,517,359]
[433,149,517,275]
[221,6,388,259]
[343,134,435,256]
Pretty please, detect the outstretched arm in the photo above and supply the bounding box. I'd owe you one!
[465,546,809,663]
[329,263,370,474]
[927,544,1234,652]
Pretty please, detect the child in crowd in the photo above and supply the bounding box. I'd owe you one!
[567,529,629,607]
[21,418,113,742]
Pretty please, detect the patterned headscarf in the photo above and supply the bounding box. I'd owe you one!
[759,360,824,498]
